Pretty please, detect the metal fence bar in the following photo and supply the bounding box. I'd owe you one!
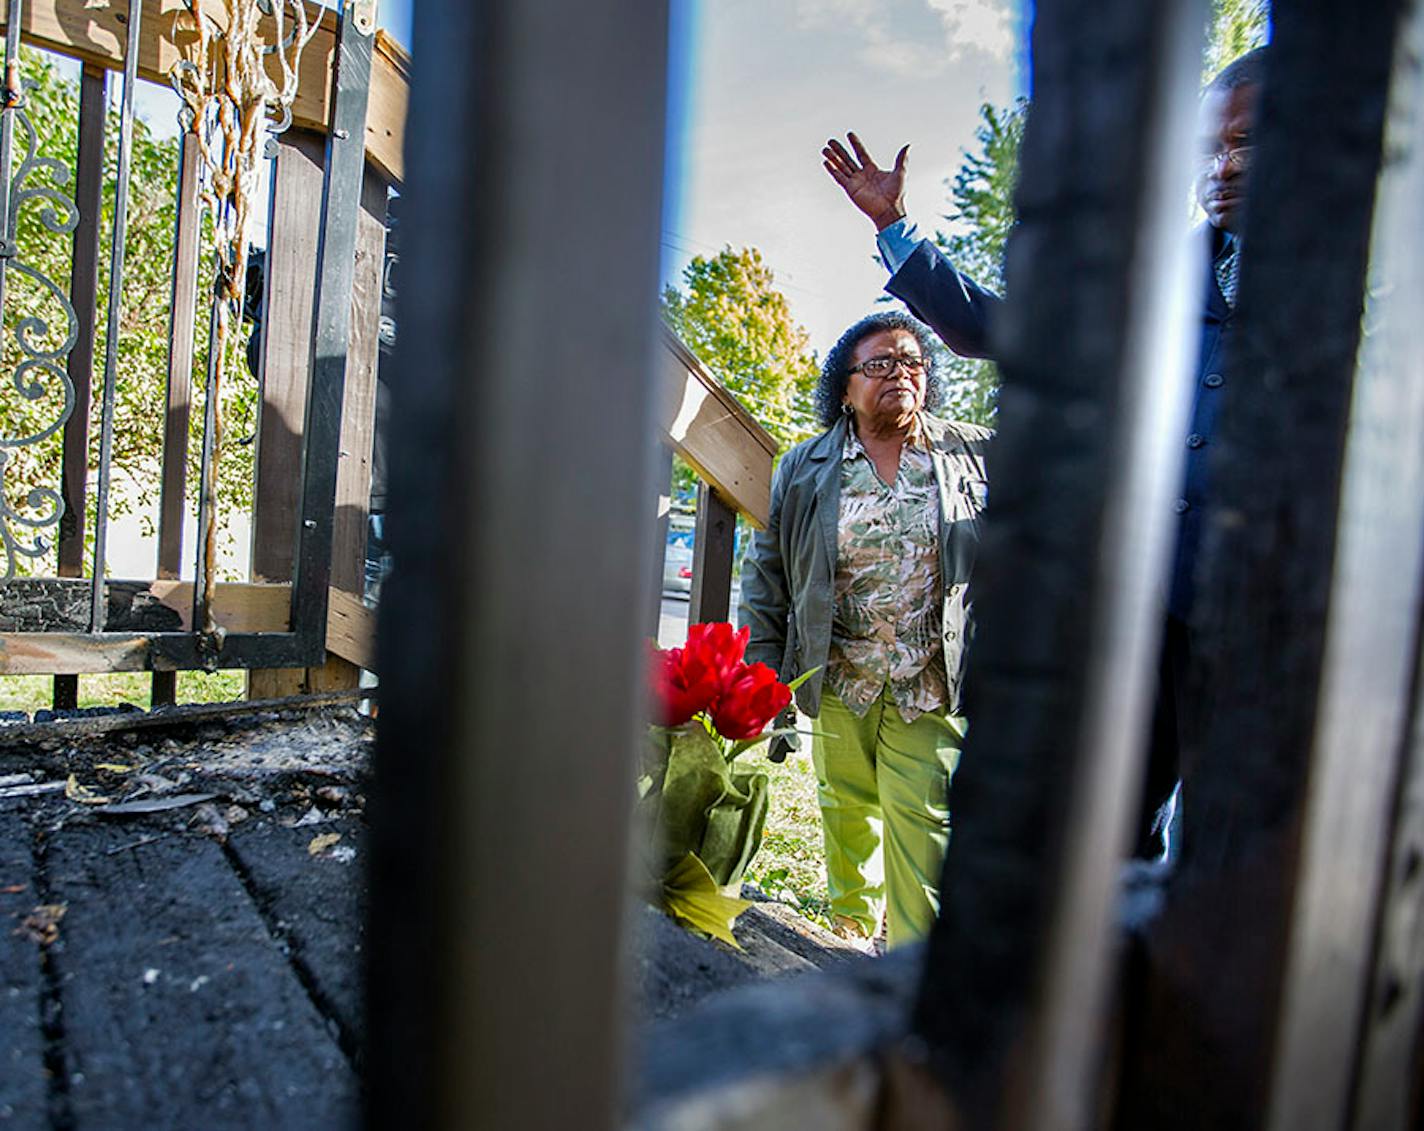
[364,0,668,1127]
[1268,5,1424,1126]
[88,0,141,632]
[288,0,373,662]
[909,0,1204,1123]
[0,0,23,298]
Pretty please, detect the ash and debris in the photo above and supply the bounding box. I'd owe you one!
[0,704,373,827]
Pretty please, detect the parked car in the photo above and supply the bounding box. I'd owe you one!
[662,512,696,596]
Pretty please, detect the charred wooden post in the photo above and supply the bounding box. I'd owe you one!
[902,0,1205,1124]
[52,62,105,711]
[1122,3,1411,1128]
[1287,11,1424,1123]
[688,483,735,625]
[366,2,668,1130]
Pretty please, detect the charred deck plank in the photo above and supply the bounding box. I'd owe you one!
[45,826,357,1129]
[0,817,45,1128]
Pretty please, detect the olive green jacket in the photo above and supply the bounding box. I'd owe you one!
[738,413,991,719]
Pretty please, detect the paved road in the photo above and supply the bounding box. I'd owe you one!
[656,585,743,648]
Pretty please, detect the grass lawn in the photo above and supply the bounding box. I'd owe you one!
[746,746,833,928]
[0,671,249,714]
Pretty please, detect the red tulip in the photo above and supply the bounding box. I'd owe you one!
[649,643,721,726]
[712,661,792,740]
[684,622,749,691]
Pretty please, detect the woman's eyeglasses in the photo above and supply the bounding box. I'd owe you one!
[847,355,927,378]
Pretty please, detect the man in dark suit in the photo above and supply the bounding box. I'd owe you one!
[823,48,1269,858]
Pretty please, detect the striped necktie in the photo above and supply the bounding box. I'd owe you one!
[1214,240,1241,308]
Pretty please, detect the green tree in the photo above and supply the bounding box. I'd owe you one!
[661,246,820,455]
[1204,0,1270,83]
[0,48,256,577]
[929,98,1027,427]
[927,1,1268,427]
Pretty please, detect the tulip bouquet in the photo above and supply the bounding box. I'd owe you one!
[642,622,806,945]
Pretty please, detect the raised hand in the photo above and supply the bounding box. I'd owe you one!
[822,132,910,231]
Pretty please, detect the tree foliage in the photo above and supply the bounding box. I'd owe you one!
[926,2,1269,427]
[1204,0,1271,83]
[929,98,1027,427]
[0,49,255,577]
[661,246,820,455]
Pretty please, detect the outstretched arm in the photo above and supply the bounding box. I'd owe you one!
[823,132,910,232]
[824,131,1001,360]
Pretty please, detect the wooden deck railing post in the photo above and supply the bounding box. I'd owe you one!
[1121,3,1409,1128]
[688,482,735,625]
[365,0,668,1126]
[651,443,672,636]
[51,62,105,711]
[908,0,1206,1124]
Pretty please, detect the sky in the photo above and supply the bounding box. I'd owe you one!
[663,0,1026,351]
[128,0,1023,352]
[379,0,1022,352]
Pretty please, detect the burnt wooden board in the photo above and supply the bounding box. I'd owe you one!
[226,819,367,1053]
[0,816,46,1128]
[44,826,357,1129]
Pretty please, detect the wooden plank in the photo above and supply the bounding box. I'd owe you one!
[1267,6,1424,1127]
[56,63,105,577]
[0,819,46,1123]
[53,63,107,713]
[248,130,325,699]
[155,134,201,580]
[0,584,371,675]
[908,0,1206,1125]
[325,588,374,672]
[688,483,735,625]
[250,131,324,586]
[1121,3,1407,1127]
[153,132,203,709]
[46,826,357,1126]
[657,324,774,528]
[0,0,408,184]
[304,162,390,693]
[365,0,667,1124]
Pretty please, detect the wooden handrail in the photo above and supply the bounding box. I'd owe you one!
[0,0,409,183]
[657,322,777,528]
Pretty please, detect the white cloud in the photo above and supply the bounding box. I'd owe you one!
[926,0,1016,63]
[793,0,1015,74]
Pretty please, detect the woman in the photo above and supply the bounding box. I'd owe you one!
[740,311,989,949]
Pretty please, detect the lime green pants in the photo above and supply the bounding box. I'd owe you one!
[811,687,965,949]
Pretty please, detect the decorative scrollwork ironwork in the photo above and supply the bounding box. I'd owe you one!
[0,79,80,579]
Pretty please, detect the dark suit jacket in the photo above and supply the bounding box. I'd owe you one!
[884,226,1235,622]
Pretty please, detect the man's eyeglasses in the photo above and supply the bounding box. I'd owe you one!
[1198,145,1256,173]
[847,354,927,378]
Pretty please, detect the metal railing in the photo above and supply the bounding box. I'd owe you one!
[0,0,388,694]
